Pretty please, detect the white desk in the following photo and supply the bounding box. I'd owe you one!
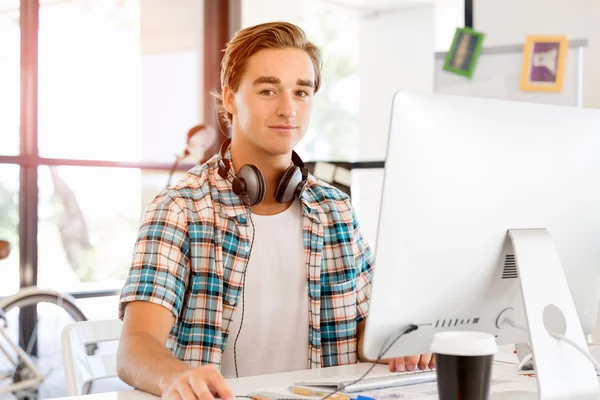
[53,354,540,400]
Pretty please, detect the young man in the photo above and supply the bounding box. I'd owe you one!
[117,21,434,400]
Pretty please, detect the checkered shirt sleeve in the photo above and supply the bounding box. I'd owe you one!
[118,192,190,321]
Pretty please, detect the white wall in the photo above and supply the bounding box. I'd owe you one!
[241,0,301,28]
[139,0,204,161]
[475,0,600,109]
[358,5,435,162]
[434,0,463,51]
[356,4,435,246]
[141,52,200,162]
[236,0,438,246]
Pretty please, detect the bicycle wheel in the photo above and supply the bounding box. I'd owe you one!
[0,292,88,400]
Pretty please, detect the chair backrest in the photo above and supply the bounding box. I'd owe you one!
[593,304,600,344]
[61,319,124,396]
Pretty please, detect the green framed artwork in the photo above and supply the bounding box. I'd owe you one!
[443,27,485,78]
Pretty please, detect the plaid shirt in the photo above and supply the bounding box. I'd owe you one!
[119,151,374,370]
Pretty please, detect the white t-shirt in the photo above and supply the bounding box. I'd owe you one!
[221,200,309,378]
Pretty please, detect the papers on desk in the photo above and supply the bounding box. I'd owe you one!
[244,362,536,399]
[243,391,307,399]
[516,369,600,377]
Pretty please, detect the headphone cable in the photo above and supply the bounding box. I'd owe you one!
[233,210,255,378]
[320,324,419,400]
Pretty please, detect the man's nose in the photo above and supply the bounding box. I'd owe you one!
[276,93,296,119]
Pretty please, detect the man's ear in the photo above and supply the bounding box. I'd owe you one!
[222,86,237,116]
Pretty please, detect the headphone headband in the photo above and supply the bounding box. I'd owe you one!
[219,138,304,168]
[219,138,306,172]
[217,138,308,206]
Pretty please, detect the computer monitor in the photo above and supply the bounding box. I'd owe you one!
[362,92,600,397]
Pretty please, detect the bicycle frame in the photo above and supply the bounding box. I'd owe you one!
[0,318,45,395]
[0,287,82,395]
[0,286,79,309]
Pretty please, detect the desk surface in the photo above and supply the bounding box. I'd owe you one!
[53,353,540,400]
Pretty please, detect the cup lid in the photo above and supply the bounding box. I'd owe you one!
[430,331,498,356]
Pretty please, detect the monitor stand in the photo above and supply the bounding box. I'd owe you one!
[502,229,599,399]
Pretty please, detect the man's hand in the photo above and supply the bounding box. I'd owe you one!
[388,354,435,372]
[118,302,234,399]
[357,321,435,372]
[159,365,234,400]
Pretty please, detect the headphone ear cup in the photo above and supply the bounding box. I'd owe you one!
[237,165,266,206]
[275,166,303,203]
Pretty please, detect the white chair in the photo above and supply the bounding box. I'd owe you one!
[593,304,600,345]
[61,318,124,396]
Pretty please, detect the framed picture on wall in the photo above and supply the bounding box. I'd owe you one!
[520,35,568,92]
[443,27,485,78]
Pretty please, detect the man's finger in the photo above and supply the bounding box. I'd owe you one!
[178,382,199,400]
[405,355,420,371]
[198,392,215,400]
[429,354,436,369]
[394,357,406,372]
[388,358,396,372]
[189,378,213,400]
[164,392,183,400]
[203,370,234,400]
[418,354,432,370]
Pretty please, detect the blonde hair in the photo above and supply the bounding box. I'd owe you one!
[212,21,323,127]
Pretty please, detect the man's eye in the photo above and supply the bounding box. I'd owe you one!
[296,91,308,97]
[261,89,275,96]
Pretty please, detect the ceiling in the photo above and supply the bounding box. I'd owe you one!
[140,0,203,54]
[0,0,434,14]
[0,0,435,54]
[140,0,437,54]
[321,0,433,11]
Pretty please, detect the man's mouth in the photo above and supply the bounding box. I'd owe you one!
[269,125,297,130]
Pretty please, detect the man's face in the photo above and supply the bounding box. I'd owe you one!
[224,47,315,156]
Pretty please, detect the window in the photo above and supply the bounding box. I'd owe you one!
[0,1,20,155]
[37,166,140,289]
[38,0,142,161]
[141,51,201,163]
[29,0,203,292]
[0,164,20,296]
[37,167,182,290]
[0,2,19,298]
[1,0,205,296]
[0,1,209,397]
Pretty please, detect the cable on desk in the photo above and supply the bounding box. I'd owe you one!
[320,324,419,400]
[504,318,600,371]
[237,324,419,399]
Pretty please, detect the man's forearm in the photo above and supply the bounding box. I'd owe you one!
[117,331,192,396]
[356,320,387,364]
[356,320,372,362]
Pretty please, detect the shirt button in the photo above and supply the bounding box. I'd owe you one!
[227,299,236,306]
[244,245,251,253]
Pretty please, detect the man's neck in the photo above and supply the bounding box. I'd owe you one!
[229,135,295,214]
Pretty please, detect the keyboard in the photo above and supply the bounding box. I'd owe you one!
[294,370,437,393]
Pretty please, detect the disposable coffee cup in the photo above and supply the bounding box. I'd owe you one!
[430,331,498,400]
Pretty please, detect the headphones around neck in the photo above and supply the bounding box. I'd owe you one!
[217,138,308,206]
